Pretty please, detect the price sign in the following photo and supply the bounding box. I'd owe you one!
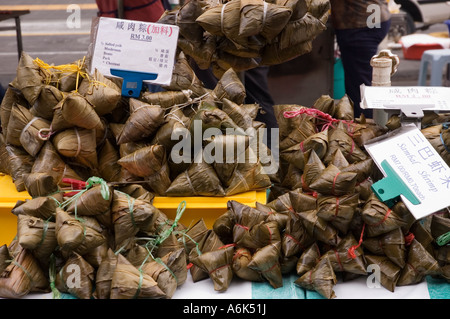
[360,85,450,115]
[89,17,179,86]
[365,124,450,219]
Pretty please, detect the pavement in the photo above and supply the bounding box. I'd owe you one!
[0,2,449,99]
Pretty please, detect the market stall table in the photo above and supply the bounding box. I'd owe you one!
[0,10,30,61]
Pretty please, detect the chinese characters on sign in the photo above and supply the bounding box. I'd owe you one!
[365,124,450,219]
[90,17,179,86]
[360,86,450,111]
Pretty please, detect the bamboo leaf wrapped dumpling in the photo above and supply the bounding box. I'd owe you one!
[5,103,33,146]
[397,239,441,286]
[188,229,225,282]
[0,246,49,298]
[118,144,172,196]
[225,149,272,196]
[280,129,328,170]
[236,220,281,249]
[316,193,359,235]
[65,184,113,216]
[12,195,60,220]
[51,92,103,132]
[1,87,30,136]
[111,190,159,248]
[55,208,106,256]
[110,254,166,299]
[296,242,321,276]
[278,12,326,51]
[321,234,367,275]
[247,242,283,288]
[141,248,187,298]
[31,141,82,187]
[362,195,407,237]
[23,172,59,198]
[239,0,293,41]
[53,127,98,169]
[55,252,96,299]
[10,52,44,106]
[17,214,57,264]
[165,157,226,197]
[282,210,315,258]
[232,247,264,282]
[93,248,118,299]
[212,68,246,105]
[140,89,193,109]
[190,245,235,292]
[1,140,34,192]
[364,254,401,292]
[298,209,340,246]
[116,98,165,144]
[362,227,406,268]
[294,255,337,299]
[161,51,209,97]
[77,68,122,116]
[30,84,64,120]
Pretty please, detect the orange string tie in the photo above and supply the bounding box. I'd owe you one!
[348,223,366,259]
[333,197,340,219]
[209,263,231,275]
[370,209,392,227]
[334,249,344,271]
[266,223,273,243]
[218,243,236,250]
[235,223,249,231]
[285,234,304,250]
[404,232,415,246]
[332,172,340,196]
[283,108,357,133]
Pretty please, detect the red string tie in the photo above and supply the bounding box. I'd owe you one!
[348,223,366,259]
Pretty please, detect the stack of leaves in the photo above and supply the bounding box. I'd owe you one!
[0,52,274,199]
[157,0,330,78]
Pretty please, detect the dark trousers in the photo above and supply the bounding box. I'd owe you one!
[335,20,391,118]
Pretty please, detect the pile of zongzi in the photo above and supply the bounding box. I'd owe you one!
[1,52,274,199]
[157,0,330,78]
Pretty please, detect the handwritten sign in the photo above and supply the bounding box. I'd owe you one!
[89,17,179,86]
[365,124,450,219]
[361,85,450,112]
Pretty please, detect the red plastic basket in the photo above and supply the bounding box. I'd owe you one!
[401,42,445,60]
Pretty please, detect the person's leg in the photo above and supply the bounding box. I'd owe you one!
[335,20,391,118]
[244,66,278,144]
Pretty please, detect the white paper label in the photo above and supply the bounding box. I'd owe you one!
[90,17,179,85]
[361,85,450,111]
[365,124,450,219]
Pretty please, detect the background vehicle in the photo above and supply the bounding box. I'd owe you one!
[393,0,450,33]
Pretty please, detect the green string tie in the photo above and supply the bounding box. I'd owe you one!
[60,176,110,211]
[436,231,450,246]
[155,200,186,246]
[36,219,50,248]
[133,268,144,299]
[115,190,137,228]
[49,254,62,299]
[7,259,33,285]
